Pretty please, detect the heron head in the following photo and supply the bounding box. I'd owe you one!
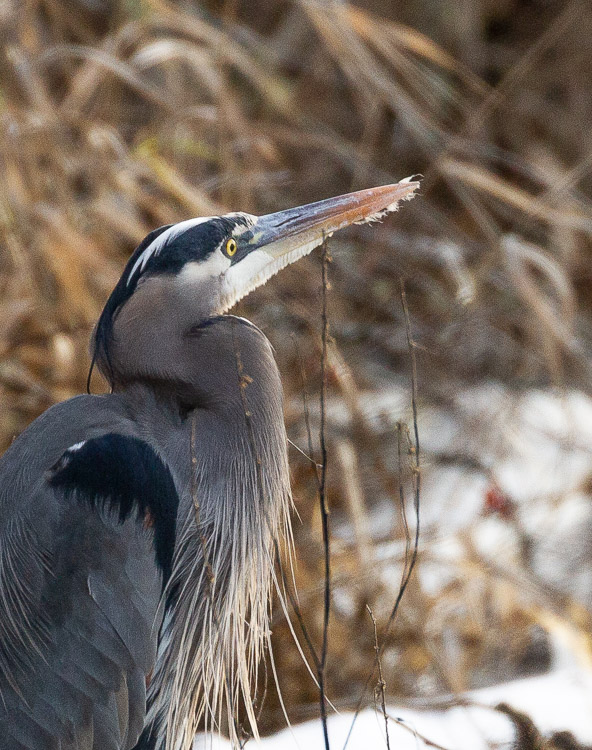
[129,179,418,313]
[91,179,418,385]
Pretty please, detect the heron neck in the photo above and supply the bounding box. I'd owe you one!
[112,315,289,496]
[112,315,278,411]
[137,319,292,750]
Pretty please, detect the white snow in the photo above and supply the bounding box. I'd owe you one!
[194,666,592,749]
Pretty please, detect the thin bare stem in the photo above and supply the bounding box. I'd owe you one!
[318,241,332,750]
[386,712,452,750]
[366,605,391,750]
[342,278,421,750]
[292,332,322,490]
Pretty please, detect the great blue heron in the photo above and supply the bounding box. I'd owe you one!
[0,179,418,750]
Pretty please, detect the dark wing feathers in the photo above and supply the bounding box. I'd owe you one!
[0,433,179,750]
[50,434,178,583]
[88,570,157,674]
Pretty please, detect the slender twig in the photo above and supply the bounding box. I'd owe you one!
[270,331,321,669]
[342,278,421,750]
[366,605,391,750]
[318,241,332,750]
[383,280,421,629]
[396,423,411,556]
[385,420,416,634]
[400,278,421,519]
[386,713,452,750]
[273,541,321,671]
[292,332,322,490]
[287,436,321,468]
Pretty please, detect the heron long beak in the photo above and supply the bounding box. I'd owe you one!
[248,177,419,256]
[220,177,419,311]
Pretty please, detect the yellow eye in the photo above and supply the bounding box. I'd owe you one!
[225,238,238,257]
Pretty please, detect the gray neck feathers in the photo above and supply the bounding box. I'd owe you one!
[103,275,209,391]
[114,306,292,749]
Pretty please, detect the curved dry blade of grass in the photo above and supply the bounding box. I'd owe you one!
[40,44,178,112]
[300,0,446,150]
[441,160,592,233]
[146,0,295,116]
[346,6,489,97]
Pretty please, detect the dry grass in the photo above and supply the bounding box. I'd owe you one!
[1,0,592,743]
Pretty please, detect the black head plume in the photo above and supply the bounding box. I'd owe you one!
[87,224,173,391]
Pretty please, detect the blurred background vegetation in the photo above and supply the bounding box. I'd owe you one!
[1,0,592,743]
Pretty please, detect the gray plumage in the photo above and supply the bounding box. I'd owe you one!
[0,180,418,750]
[0,395,162,750]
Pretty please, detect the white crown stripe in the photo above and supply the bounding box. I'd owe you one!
[126,217,214,286]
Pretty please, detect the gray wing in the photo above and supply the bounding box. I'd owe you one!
[0,433,179,750]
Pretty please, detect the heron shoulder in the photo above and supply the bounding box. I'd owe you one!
[48,432,179,583]
[2,393,132,458]
[0,394,139,516]
[0,424,175,749]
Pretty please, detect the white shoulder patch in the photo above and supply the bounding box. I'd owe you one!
[67,441,86,452]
